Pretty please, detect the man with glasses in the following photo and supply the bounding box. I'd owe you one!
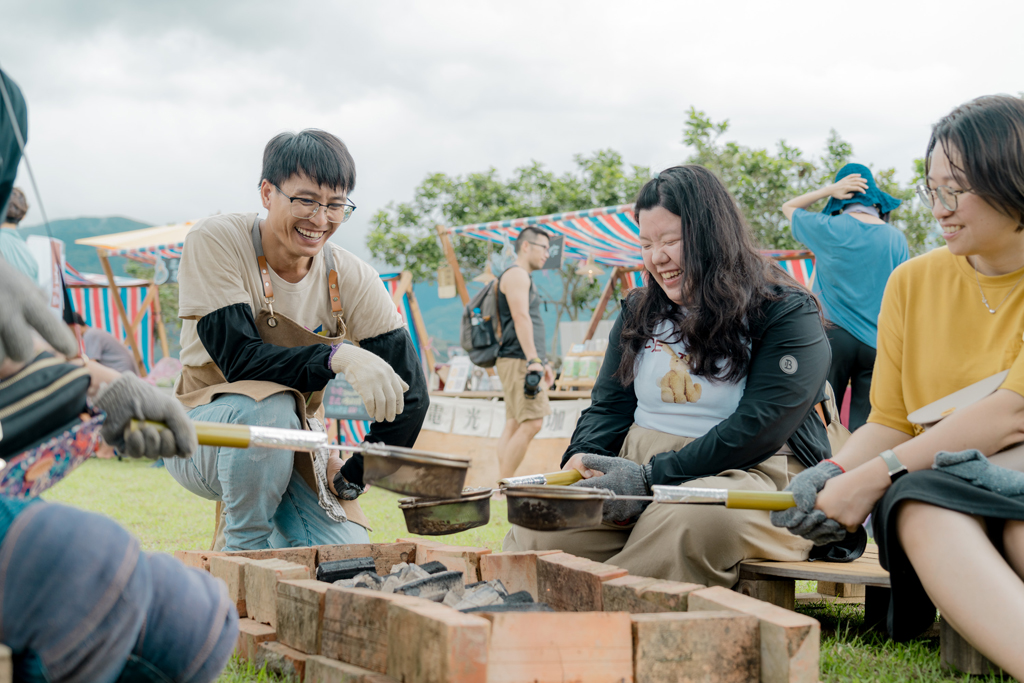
[495,227,555,478]
[166,129,428,550]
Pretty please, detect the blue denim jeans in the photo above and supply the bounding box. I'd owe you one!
[164,393,369,551]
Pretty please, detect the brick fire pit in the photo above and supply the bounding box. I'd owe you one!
[175,540,819,683]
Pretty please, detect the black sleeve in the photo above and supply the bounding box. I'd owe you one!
[339,327,429,487]
[649,292,831,486]
[559,310,638,467]
[197,303,334,392]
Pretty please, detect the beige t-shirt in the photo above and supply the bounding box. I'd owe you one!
[178,212,404,369]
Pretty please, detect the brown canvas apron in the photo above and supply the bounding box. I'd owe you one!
[175,216,369,529]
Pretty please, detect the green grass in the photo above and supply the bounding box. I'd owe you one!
[43,459,1005,682]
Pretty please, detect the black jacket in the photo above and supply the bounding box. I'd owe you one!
[562,287,832,486]
[197,303,429,486]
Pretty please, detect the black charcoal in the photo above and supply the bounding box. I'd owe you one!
[462,602,554,613]
[418,561,448,574]
[317,556,376,583]
[394,570,465,602]
[503,591,534,604]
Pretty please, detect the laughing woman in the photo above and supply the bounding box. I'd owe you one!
[772,95,1024,678]
[504,165,838,587]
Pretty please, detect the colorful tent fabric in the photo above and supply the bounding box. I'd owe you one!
[450,203,816,287]
[75,221,196,265]
[64,264,154,371]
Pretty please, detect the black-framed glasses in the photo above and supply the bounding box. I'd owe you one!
[274,184,356,224]
[916,184,970,212]
[526,241,551,255]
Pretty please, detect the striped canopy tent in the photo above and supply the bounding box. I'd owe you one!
[76,220,197,264]
[448,203,816,353]
[449,203,816,288]
[64,263,156,372]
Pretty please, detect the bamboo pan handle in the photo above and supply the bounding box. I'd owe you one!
[129,419,252,448]
[725,490,795,511]
[545,469,584,486]
[499,469,584,487]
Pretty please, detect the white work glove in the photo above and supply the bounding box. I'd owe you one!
[329,344,408,423]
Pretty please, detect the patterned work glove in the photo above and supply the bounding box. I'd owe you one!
[0,258,78,364]
[934,449,1024,497]
[770,460,847,545]
[95,374,197,458]
[571,454,652,523]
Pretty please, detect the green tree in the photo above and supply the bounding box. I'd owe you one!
[367,151,650,357]
[683,108,934,256]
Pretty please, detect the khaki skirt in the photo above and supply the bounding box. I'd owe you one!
[503,423,813,587]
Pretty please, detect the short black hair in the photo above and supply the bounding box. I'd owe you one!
[515,226,551,253]
[927,95,1024,232]
[71,312,87,326]
[261,129,356,193]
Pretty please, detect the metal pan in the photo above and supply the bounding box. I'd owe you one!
[398,487,493,535]
[360,444,470,499]
[503,484,610,531]
[130,420,471,499]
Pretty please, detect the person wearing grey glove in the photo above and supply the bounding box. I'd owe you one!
[933,449,1024,496]
[770,460,848,545]
[0,258,78,365]
[94,373,198,458]
[570,454,653,523]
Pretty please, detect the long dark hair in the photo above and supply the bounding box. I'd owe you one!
[927,95,1024,232]
[615,165,794,385]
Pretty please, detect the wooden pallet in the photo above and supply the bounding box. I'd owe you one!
[737,545,1002,675]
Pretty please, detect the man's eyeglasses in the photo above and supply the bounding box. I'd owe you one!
[275,185,357,224]
[916,184,970,212]
[527,241,551,255]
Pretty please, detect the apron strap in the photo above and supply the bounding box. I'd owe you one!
[251,215,345,333]
[251,217,276,321]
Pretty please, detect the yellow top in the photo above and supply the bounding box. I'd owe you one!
[869,246,1024,435]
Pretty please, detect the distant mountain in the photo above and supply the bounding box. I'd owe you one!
[17,216,152,277]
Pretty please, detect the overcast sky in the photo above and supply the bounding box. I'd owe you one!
[4,0,1023,263]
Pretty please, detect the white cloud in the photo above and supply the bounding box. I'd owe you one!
[4,0,1023,262]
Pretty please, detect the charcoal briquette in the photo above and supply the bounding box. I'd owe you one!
[316,556,376,583]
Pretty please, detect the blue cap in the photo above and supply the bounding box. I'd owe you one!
[822,163,902,216]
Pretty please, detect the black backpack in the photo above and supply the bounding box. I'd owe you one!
[459,278,503,368]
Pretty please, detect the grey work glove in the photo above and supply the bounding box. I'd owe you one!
[934,449,1024,497]
[329,344,409,423]
[0,258,78,364]
[770,460,847,545]
[95,374,197,458]
[571,454,652,524]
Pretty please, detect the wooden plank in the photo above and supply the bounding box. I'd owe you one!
[99,250,147,376]
[435,224,470,304]
[583,267,619,343]
[740,551,889,587]
[405,287,436,372]
[129,284,159,333]
[150,282,170,359]
[391,271,413,305]
[940,620,1003,676]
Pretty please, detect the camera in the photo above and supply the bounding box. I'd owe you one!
[523,370,543,399]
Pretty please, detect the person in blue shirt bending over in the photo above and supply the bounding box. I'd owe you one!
[782,163,909,431]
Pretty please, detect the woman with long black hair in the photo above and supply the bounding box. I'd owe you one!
[505,165,837,587]
[773,95,1024,677]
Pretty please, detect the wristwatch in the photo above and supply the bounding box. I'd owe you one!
[528,357,543,366]
[879,449,908,482]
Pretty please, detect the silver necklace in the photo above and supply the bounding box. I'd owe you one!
[972,259,1024,314]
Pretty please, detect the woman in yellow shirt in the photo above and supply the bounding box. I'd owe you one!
[772,95,1024,677]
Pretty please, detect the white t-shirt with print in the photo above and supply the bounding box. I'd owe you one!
[633,320,747,438]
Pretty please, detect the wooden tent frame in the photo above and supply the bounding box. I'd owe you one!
[96,249,170,377]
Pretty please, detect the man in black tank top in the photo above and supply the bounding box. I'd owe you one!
[495,227,554,478]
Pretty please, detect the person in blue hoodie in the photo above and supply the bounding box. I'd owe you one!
[782,164,909,430]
